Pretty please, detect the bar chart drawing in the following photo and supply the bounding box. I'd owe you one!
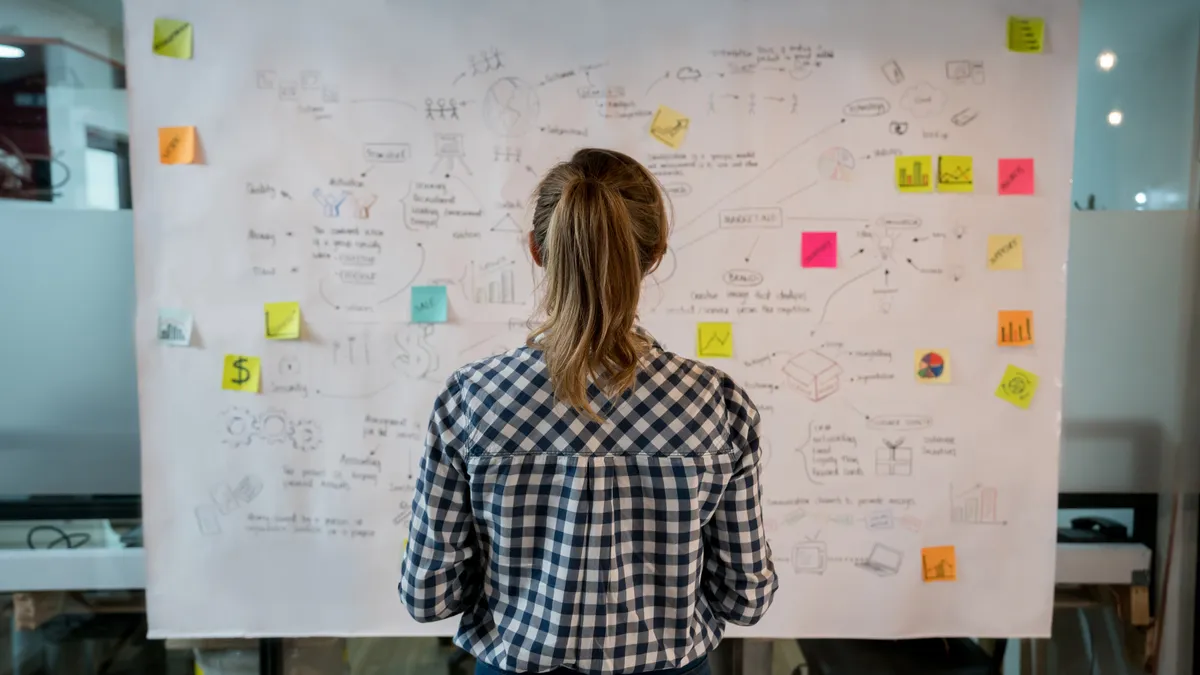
[951,483,1006,525]
[997,310,1034,346]
[471,260,518,305]
[898,160,928,187]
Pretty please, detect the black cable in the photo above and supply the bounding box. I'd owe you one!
[25,525,92,550]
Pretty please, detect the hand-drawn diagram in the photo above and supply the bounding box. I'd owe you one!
[468,258,521,305]
[351,193,377,219]
[817,147,855,181]
[951,483,1006,525]
[482,77,540,137]
[394,325,441,380]
[431,133,472,176]
[784,351,843,401]
[856,543,903,576]
[313,189,350,217]
[875,438,913,476]
[900,82,945,118]
[792,538,828,574]
[881,59,905,85]
[221,408,323,452]
[945,60,985,85]
[425,97,461,120]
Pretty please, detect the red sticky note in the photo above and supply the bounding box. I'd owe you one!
[801,232,837,268]
[998,158,1034,195]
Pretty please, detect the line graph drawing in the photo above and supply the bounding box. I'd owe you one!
[697,323,733,358]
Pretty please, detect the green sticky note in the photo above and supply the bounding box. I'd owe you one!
[411,286,448,323]
[994,364,1039,409]
[153,18,193,59]
[697,322,734,358]
[1007,16,1045,53]
[264,301,301,339]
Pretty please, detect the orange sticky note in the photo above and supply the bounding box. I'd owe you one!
[159,126,196,164]
[922,546,957,582]
[997,310,1034,346]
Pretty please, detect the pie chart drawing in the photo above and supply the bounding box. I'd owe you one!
[917,351,945,380]
[818,147,855,181]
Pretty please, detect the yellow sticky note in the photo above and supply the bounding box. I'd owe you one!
[921,546,957,582]
[895,155,933,193]
[158,126,196,165]
[265,301,301,340]
[222,355,261,393]
[987,235,1024,270]
[995,364,1039,409]
[1007,16,1045,53]
[650,105,690,149]
[153,18,193,59]
[937,156,973,193]
[997,310,1034,346]
[697,322,733,358]
[914,349,951,384]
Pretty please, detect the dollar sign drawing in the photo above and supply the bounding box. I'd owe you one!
[231,357,251,385]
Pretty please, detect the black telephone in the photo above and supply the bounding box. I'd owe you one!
[1058,516,1130,543]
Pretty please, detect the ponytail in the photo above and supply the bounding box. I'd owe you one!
[528,149,668,419]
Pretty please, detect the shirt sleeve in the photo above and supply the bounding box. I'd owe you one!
[700,378,779,626]
[399,373,482,622]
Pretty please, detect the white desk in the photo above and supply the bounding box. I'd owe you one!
[0,541,1151,593]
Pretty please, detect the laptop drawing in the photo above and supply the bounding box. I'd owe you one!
[857,543,903,576]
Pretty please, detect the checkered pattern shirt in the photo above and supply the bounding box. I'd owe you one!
[399,332,777,674]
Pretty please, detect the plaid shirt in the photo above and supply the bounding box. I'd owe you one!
[399,332,777,674]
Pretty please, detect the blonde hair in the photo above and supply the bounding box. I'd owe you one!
[527,148,669,419]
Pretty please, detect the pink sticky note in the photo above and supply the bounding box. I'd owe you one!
[802,232,838,268]
[999,158,1034,195]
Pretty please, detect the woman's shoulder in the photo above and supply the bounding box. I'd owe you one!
[444,343,546,393]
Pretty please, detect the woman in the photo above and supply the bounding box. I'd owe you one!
[400,148,777,675]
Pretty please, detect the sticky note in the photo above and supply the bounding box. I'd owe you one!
[998,158,1034,195]
[264,301,301,339]
[649,105,690,149]
[411,286,448,323]
[801,232,838,268]
[997,310,1034,346]
[153,18,193,59]
[222,355,261,393]
[921,546,957,582]
[157,308,193,346]
[697,322,733,358]
[895,155,933,193]
[1007,16,1045,53]
[937,156,973,193]
[914,349,951,383]
[987,235,1024,270]
[995,364,1039,409]
[158,126,196,165]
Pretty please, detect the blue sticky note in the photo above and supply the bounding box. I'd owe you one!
[411,286,448,323]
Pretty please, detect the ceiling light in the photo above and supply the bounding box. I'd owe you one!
[0,44,25,59]
[1107,110,1123,126]
[1096,51,1117,71]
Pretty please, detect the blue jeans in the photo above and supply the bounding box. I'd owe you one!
[474,654,709,675]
